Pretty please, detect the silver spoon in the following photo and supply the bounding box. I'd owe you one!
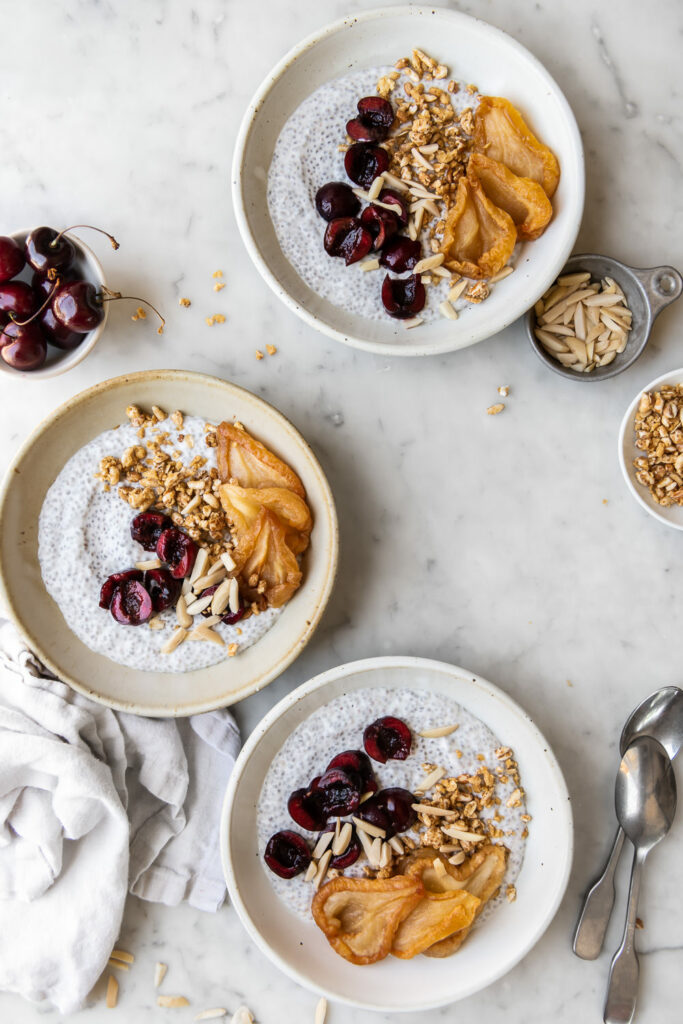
[603,736,676,1024]
[573,685,683,959]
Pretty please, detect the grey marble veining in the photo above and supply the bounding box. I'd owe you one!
[0,0,682,1020]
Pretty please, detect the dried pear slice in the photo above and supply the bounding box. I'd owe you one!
[467,153,553,241]
[219,483,312,556]
[236,507,302,608]
[217,421,306,496]
[473,96,560,198]
[312,875,424,966]
[440,177,516,280]
[391,888,480,959]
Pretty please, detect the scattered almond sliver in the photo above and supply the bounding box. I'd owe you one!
[157,995,190,1008]
[107,958,129,971]
[110,948,134,964]
[154,962,168,987]
[106,974,119,1008]
[315,997,328,1024]
[418,723,459,738]
[415,765,447,793]
[352,815,386,838]
[194,1010,228,1021]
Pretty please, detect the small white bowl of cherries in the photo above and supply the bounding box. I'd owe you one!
[0,225,163,378]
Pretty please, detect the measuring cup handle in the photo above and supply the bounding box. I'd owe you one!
[633,265,683,320]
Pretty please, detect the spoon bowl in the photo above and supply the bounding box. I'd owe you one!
[615,735,676,849]
[620,686,683,761]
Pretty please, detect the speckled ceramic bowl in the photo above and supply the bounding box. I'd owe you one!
[233,6,584,357]
[0,370,338,715]
[0,228,109,379]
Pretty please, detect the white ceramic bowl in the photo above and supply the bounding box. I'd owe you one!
[233,6,585,357]
[0,370,339,715]
[220,656,573,1011]
[619,367,683,530]
[0,228,109,379]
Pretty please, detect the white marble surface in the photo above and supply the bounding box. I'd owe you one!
[1,0,682,1020]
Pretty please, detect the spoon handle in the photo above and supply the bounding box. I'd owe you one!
[603,845,645,1024]
[573,825,625,959]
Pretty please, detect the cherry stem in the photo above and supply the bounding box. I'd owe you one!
[100,290,165,334]
[51,224,120,251]
[10,277,62,328]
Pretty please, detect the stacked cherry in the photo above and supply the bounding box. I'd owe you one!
[314,96,426,320]
[265,715,417,879]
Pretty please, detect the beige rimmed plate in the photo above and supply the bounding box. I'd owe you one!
[0,370,338,716]
[220,656,573,1011]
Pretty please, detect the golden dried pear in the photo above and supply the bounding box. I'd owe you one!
[440,177,516,279]
[217,422,306,496]
[236,507,302,608]
[473,96,560,198]
[219,483,312,556]
[391,888,480,959]
[312,875,424,966]
[467,153,552,241]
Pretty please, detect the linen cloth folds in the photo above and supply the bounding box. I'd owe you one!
[0,621,240,1013]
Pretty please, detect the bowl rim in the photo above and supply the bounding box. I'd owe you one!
[220,654,574,1011]
[232,4,586,358]
[0,227,109,380]
[0,368,340,715]
[618,366,683,530]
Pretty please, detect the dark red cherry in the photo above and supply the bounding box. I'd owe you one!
[360,205,399,250]
[39,306,83,350]
[131,511,172,551]
[315,182,360,221]
[52,280,103,333]
[323,218,372,266]
[316,827,362,870]
[0,282,37,323]
[0,236,26,282]
[0,322,47,370]
[110,579,153,626]
[326,750,377,795]
[363,716,412,763]
[378,788,417,834]
[356,793,392,834]
[379,189,409,225]
[25,227,75,275]
[344,144,389,188]
[346,97,395,142]
[381,274,426,319]
[145,568,181,612]
[264,830,311,879]
[156,527,197,579]
[99,569,143,609]
[287,787,328,832]
[379,237,421,273]
[313,768,360,817]
[33,269,77,303]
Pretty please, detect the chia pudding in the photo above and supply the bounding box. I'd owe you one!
[258,686,527,924]
[38,413,282,672]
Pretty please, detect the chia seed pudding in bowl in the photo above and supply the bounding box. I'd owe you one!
[38,403,313,673]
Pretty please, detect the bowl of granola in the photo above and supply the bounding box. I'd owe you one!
[220,656,572,1010]
[619,368,683,530]
[233,6,584,356]
[0,370,338,714]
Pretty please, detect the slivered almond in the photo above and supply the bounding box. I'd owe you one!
[202,614,222,627]
[369,836,383,868]
[185,594,213,616]
[108,958,129,971]
[157,995,190,1008]
[312,831,333,860]
[449,851,466,866]
[418,723,459,738]
[439,300,458,321]
[388,835,404,855]
[403,317,423,329]
[190,624,224,645]
[313,849,332,890]
[359,790,373,804]
[356,826,376,863]
[211,579,231,616]
[442,825,486,843]
[431,265,451,279]
[367,174,384,200]
[447,279,467,303]
[490,265,514,283]
[413,253,444,275]
[379,841,392,869]
[415,766,447,793]
[352,815,386,838]
[220,551,236,572]
[162,628,188,654]
[176,594,192,627]
[382,171,410,193]
[190,548,209,584]
[111,949,134,964]
[557,271,591,287]
[106,975,119,1008]
[154,962,168,987]
[182,494,202,516]
[360,258,380,272]
[432,856,447,878]
[315,997,328,1024]
[136,558,161,571]
[194,1010,228,1021]
[332,822,353,856]
[304,859,317,883]
[193,567,227,592]
[227,576,240,614]
[411,802,456,817]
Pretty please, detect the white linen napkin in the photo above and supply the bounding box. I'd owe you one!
[0,621,240,1013]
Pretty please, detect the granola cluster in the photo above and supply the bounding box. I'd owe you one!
[633,384,683,506]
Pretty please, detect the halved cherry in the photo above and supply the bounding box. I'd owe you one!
[357,787,416,838]
[381,274,426,319]
[379,189,409,225]
[264,830,311,879]
[99,569,143,609]
[326,750,377,795]
[360,205,399,250]
[356,793,391,834]
[363,716,412,763]
[312,768,360,817]
[145,568,181,612]
[316,827,362,870]
[156,527,197,579]
[131,511,172,551]
[379,236,421,273]
[346,96,395,142]
[344,144,389,189]
[110,579,153,626]
[323,217,372,266]
[315,182,360,221]
[287,787,327,832]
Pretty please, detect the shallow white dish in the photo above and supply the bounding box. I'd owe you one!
[619,367,683,530]
[233,5,584,357]
[0,370,338,716]
[0,228,109,379]
[220,656,573,1011]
